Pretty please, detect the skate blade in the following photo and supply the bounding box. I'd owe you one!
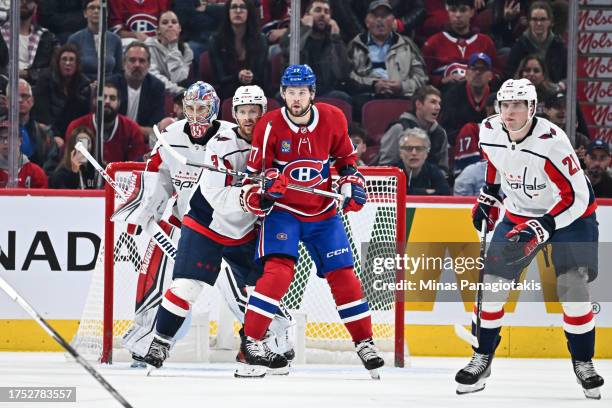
[267,366,290,376]
[456,381,486,395]
[131,360,147,369]
[234,363,267,378]
[368,369,381,380]
[145,364,160,376]
[582,386,602,400]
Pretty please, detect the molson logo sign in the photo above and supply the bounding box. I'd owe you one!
[581,103,612,127]
[577,81,612,103]
[578,32,612,54]
[578,57,612,79]
[578,9,612,31]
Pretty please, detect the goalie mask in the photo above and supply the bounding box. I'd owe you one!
[495,78,538,132]
[232,85,267,120]
[183,81,220,139]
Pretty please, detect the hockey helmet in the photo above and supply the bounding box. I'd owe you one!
[280,64,316,92]
[495,78,538,122]
[232,85,267,119]
[183,81,220,137]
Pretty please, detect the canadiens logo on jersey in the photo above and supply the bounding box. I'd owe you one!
[283,159,326,188]
[281,140,291,153]
[127,13,158,34]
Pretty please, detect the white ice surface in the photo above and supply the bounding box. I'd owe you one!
[0,352,610,408]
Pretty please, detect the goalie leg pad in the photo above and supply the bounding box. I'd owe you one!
[244,257,295,340]
[110,171,171,227]
[326,267,373,343]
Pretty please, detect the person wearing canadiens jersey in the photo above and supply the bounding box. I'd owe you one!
[455,78,604,399]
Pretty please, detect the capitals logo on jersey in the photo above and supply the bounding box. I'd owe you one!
[282,159,327,188]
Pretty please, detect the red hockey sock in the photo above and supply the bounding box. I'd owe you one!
[326,267,373,342]
[244,257,295,340]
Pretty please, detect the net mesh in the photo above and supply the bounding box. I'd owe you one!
[71,164,404,363]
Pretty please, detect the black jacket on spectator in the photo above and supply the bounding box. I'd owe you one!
[208,32,268,100]
[592,173,612,199]
[38,0,86,43]
[32,70,91,138]
[396,160,451,196]
[173,0,225,49]
[108,73,166,128]
[280,24,351,96]
[0,34,7,74]
[49,163,97,189]
[440,81,491,146]
[506,31,567,83]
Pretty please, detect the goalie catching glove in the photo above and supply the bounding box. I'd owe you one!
[337,166,366,213]
[502,214,555,265]
[240,168,288,216]
[111,171,170,234]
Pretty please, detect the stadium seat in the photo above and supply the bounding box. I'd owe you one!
[198,52,215,85]
[315,97,352,123]
[269,53,283,91]
[361,99,412,143]
[164,93,174,117]
[362,145,380,165]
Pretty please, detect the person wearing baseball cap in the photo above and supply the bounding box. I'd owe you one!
[585,139,612,198]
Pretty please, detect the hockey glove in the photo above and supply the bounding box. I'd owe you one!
[262,168,288,200]
[502,215,555,265]
[239,184,275,217]
[472,186,503,232]
[337,166,367,213]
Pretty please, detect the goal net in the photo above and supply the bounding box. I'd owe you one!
[72,163,407,366]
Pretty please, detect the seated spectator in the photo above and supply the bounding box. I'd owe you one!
[377,85,448,175]
[0,115,48,188]
[145,11,193,95]
[65,83,148,164]
[1,0,57,86]
[260,0,292,44]
[108,42,165,140]
[490,0,529,51]
[506,1,567,84]
[173,0,224,74]
[280,0,351,103]
[542,91,590,163]
[37,0,86,44]
[348,122,368,166]
[395,127,450,196]
[208,0,268,100]
[349,0,426,41]
[421,0,497,93]
[584,140,612,199]
[453,159,486,196]
[67,0,123,81]
[347,0,427,120]
[0,0,8,26]
[440,52,493,146]
[110,0,171,43]
[514,53,560,115]
[49,126,98,189]
[453,93,496,177]
[32,44,92,144]
[3,79,60,173]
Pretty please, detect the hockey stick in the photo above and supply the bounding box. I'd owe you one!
[0,277,133,408]
[152,125,344,201]
[454,219,487,348]
[75,142,177,260]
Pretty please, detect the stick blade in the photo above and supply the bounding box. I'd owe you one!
[454,323,479,348]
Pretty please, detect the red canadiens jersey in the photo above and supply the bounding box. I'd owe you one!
[246,103,356,220]
[110,0,171,36]
[422,31,497,87]
[0,161,48,188]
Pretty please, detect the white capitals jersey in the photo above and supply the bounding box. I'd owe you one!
[147,118,237,221]
[184,127,258,242]
[479,115,596,229]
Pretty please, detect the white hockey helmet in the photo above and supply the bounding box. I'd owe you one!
[495,78,538,123]
[232,85,267,119]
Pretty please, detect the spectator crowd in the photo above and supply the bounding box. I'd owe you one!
[0,0,610,198]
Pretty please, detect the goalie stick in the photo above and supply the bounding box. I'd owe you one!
[0,277,133,408]
[152,125,345,202]
[75,142,177,260]
[454,219,487,348]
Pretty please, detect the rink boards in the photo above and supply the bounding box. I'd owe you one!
[0,190,611,357]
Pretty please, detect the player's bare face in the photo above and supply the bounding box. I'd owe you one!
[500,101,529,132]
[235,104,262,140]
[282,87,313,119]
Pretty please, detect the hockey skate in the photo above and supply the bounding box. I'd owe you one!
[262,329,295,368]
[235,334,289,378]
[455,351,495,394]
[572,359,604,400]
[143,335,172,373]
[355,338,384,379]
[130,353,147,368]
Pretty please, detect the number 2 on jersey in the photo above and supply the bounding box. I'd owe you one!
[562,154,580,176]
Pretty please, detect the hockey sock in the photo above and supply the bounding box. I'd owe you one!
[472,304,503,354]
[563,303,595,361]
[155,289,190,338]
[326,267,373,342]
[244,257,295,340]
